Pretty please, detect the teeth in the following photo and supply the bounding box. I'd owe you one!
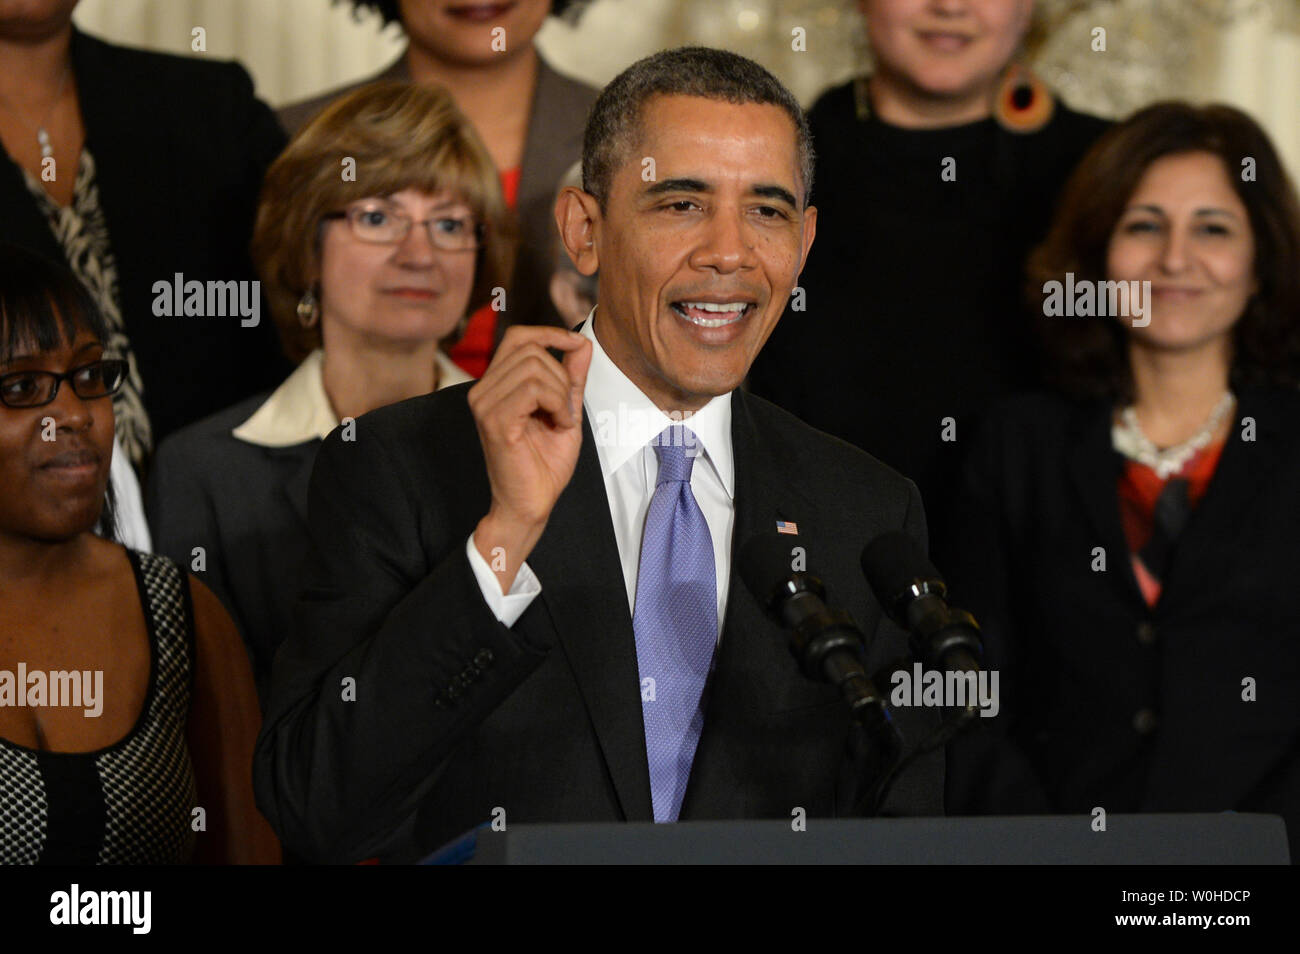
[683,301,747,312]
[672,301,750,328]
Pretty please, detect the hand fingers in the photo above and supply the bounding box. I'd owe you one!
[562,338,593,420]
[470,347,575,434]
[490,324,587,367]
[490,375,578,439]
[480,341,573,400]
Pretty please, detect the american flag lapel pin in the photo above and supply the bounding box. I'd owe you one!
[776,519,799,535]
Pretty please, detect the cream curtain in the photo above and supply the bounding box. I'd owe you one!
[73,0,404,107]
[73,0,1299,179]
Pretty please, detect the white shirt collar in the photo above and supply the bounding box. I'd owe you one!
[579,307,735,498]
[232,348,473,447]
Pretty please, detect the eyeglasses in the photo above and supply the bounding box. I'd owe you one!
[0,359,127,409]
[323,201,485,252]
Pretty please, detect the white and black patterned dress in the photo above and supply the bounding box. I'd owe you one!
[22,152,153,472]
[0,551,197,864]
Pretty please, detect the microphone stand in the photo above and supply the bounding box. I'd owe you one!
[772,576,902,816]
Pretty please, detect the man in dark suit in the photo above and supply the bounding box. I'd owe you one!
[255,46,942,864]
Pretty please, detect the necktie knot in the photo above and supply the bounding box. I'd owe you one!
[652,426,698,485]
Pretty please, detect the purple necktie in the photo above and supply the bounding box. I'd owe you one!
[633,425,717,822]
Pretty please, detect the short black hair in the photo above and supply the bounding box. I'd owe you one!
[0,243,111,366]
[343,0,577,27]
[581,46,814,211]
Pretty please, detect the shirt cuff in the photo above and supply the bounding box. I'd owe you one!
[465,533,541,628]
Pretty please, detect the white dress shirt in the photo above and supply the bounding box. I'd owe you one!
[106,436,152,552]
[467,308,736,638]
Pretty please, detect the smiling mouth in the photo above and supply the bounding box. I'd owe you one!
[670,301,754,328]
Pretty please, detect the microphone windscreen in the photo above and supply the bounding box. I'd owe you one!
[738,534,805,608]
[860,531,942,611]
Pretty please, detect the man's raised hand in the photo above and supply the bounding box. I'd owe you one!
[467,325,593,592]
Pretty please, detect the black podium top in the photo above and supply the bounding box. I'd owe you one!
[425,814,1290,865]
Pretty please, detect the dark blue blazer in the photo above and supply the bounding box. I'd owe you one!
[943,387,1300,860]
[146,393,318,705]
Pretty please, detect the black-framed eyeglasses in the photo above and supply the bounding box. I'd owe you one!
[322,200,485,252]
[0,359,128,409]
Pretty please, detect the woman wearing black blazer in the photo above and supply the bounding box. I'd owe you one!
[0,5,288,466]
[942,103,1300,860]
[147,82,511,705]
[748,0,1109,559]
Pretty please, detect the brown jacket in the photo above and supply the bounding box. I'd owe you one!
[278,52,599,341]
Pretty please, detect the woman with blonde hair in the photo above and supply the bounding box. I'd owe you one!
[148,81,512,702]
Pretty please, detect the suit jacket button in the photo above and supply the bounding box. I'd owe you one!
[1133,708,1158,734]
[1136,622,1157,646]
[475,649,495,668]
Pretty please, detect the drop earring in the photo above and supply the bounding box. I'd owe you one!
[296,286,320,328]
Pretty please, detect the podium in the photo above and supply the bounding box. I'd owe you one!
[424,814,1290,864]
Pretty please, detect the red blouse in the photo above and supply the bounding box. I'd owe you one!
[1117,438,1225,607]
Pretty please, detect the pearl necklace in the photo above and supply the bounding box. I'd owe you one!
[1112,391,1235,480]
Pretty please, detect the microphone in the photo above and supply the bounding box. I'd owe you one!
[738,535,900,756]
[860,531,983,678]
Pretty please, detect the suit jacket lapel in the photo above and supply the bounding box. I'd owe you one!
[280,441,318,530]
[682,390,813,817]
[1158,389,1284,609]
[71,29,187,342]
[514,61,572,243]
[1066,401,1147,611]
[525,414,654,821]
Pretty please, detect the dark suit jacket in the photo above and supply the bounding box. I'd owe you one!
[0,29,289,448]
[942,388,1300,859]
[145,393,318,706]
[254,383,944,863]
[278,52,598,340]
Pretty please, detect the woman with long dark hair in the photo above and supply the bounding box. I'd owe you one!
[943,103,1300,859]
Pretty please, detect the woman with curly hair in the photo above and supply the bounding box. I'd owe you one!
[943,102,1300,860]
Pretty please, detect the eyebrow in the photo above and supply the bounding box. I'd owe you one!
[644,178,799,209]
[1127,203,1242,219]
